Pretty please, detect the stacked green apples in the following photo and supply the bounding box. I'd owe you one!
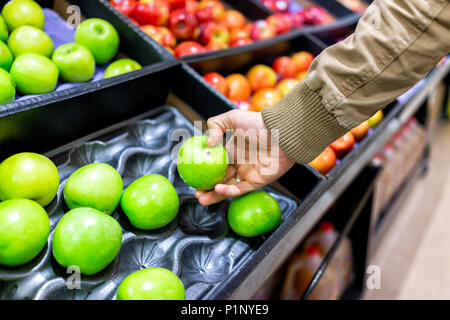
[0,0,142,105]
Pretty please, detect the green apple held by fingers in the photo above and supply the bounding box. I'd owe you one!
[52,43,95,83]
[121,174,179,230]
[10,53,59,94]
[0,199,50,266]
[1,0,45,31]
[8,26,53,58]
[75,18,119,64]
[116,268,185,300]
[0,41,13,71]
[0,16,9,42]
[104,59,142,79]
[0,152,59,207]
[52,207,122,275]
[64,163,123,215]
[228,190,282,237]
[0,68,15,104]
[177,135,229,190]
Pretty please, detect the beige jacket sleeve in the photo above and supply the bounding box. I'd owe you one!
[262,0,450,164]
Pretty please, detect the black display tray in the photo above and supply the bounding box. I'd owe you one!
[0,105,298,300]
[0,0,172,113]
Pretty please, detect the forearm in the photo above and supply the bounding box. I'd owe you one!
[262,0,450,164]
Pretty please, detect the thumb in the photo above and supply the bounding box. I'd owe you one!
[206,111,236,147]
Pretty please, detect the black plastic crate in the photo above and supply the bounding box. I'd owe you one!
[0,0,172,113]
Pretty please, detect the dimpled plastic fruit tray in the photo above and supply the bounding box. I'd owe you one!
[0,105,298,300]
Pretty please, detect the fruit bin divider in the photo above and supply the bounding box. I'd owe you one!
[0,0,174,115]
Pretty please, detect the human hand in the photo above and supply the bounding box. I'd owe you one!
[195,109,295,206]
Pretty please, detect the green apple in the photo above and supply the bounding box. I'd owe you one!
[0,41,13,71]
[0,199,50,266]
[8,25,53,58]
[104,59,142,79]
[121,174,179,230]
[116,268,185,300]
[0,152,59,207]
[0,68,15,104]
[52,207,122,275]
[1,0,45,31]
[177,135,229,190]
[227,190,282,237]
[64,163,123,215]
[10,53,59,94]
[0,16,9,42]
[75,18,119,64]
[52,43,95,83]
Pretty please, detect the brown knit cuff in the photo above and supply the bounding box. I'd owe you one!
[262,83,348,164]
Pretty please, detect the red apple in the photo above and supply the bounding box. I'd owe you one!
[230,37,252,47]
[197,22,229,46]
[203,72,229,97]
[350,121,370,141]
[131,0,170,26]
[309,147,337,175]
[285,12,304,28]
[141,24,163,44]
[196,0,225,24]
[251,88,282,112]
[276,78,299,96]
[250,20,276,41]
[167,0,186,10]
[266,14,292,34]
[229,26,251,42]
[185,0,199,14]
[246,64,277,92]
[272,56,297,78]
[234,100,255,111]
[110,0,137,17]
[292,51,314,72]
[157,26,177,48]
[226,73,251,101]
[174,41,206,58]
[261,0,289,13]
[301,6,331,25]
[169,9,198,40]
[222,10,246,29]
[330,132,355,156]
[205,41,228,51]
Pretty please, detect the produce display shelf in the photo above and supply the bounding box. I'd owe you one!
[225,58,450,300]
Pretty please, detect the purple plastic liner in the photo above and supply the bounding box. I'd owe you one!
[16,8,110,101]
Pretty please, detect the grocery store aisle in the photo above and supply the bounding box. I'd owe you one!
[365,120,450,300]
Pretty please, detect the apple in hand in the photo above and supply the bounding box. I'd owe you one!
[0,16,9,42]
[52,43,95,83]
[174,41,206,58]
[131,0,170,26]
[272,56,297,79]
[169,9,197,40]
[203,72,229,97]
[104,58,142,79]
[110,0,137,17]
[197,22,229,46]
[266,14,292,34]
[75,18,120,64]
[121,174,179,230]
[0,199,50,266]
[228,190,281,237]
[64,163,123,215]
[52,207,122,275]
[250,20,276,41]
[177,135,229,190]
[276,78,299,97]
[0,152,59,206]
[0,68,15,104]
[10,53,59,94]
[117,268,185,300]
[0,41,13,71]
[8,25,53,58]
[251,88,282,112]
[246,64,277,92]
[1,0,45,31]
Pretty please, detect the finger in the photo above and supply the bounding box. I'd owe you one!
[206,111,236,147]
[195,190,206,199]
[198,190,228,206]
[214,180,255,197]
